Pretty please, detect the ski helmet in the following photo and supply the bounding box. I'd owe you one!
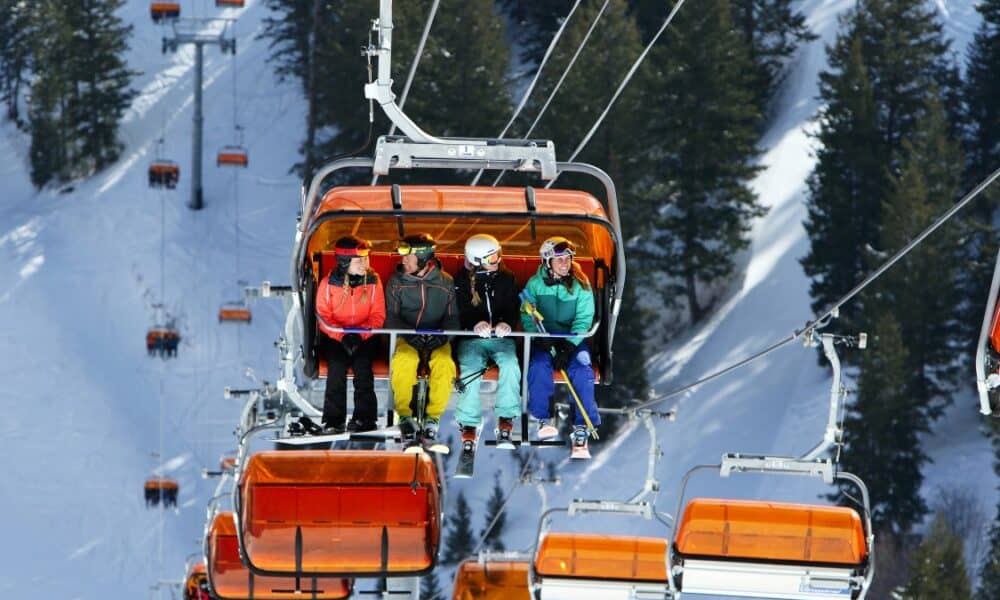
[397,232,436,268]
[539,236,576,268]
[464,234,501,270]
[333,235,371,270]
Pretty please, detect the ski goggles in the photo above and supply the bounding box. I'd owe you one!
[549,240,576,257]
[396,241,435,256]
[474,251,502,267]
[334,246,370,257]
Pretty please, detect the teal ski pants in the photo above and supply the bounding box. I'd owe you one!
[454,337,521,427]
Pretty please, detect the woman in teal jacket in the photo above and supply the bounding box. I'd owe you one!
[521,236,598,455]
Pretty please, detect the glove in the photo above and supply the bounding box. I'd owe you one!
[341,333,362,354]
[410,334,441,351]
[494,322,512,338]
[473,321,492,339]
[533,338,553,354]
[552,339,576,371]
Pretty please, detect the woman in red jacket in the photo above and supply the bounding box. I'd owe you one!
[316,235,386,433]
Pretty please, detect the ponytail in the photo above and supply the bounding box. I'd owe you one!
[470,269,482,307]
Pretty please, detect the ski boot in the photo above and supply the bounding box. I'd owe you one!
[398,416,419,450]
[421,418,449,454]
[570,425,591,460]
[495,417,516,450]
[536,419,558,441]
[346,418,377,433]
[455,425,479,478]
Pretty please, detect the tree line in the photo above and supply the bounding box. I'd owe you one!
[0,0,136,188]
[801,0,1000,597]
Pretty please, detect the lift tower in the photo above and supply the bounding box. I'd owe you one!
[162,19,236,210]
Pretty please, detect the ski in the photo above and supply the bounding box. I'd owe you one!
[402,434,450,455]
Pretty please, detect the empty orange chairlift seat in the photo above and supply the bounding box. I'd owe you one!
[675,498,867,565]
[216,0,245,6]
[534,533,669,583]
[218,306,252,323]
[207,512,352,599]
[150,2,180,21]
[238,450,441,576]
[453,560,531,600]
[217,147,249,168]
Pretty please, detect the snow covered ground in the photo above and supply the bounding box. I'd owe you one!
[0,0,993,597]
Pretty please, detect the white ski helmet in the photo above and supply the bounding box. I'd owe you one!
[539,236,576,266]
[465,234,502,268]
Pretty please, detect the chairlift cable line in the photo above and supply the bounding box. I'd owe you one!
[469,0,584,185]
[491,0,612,187]
[371,0,441,186]
[471,447,537,555]
[544,0,688,188]
[632,164,1000,411]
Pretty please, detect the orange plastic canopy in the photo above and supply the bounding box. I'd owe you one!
[207,512,352,599]
[239,450,441,575]
[453,560,531,600]
[675,498,867,565]
[534,533,668,582]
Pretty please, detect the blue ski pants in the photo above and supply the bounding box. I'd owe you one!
[454,338,521,427]
[527,342,600,427]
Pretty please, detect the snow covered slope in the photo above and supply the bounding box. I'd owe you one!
[0,1,993,598]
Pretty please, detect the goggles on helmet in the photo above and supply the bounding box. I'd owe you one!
[396,240,435,256]
[334,246,370,257]
[476,251,501,267]
[549,240,576,258]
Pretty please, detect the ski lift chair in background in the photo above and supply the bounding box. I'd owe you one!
[218,301,251,324]
[205,511,353,599]
[146,326,181,358]
[183,560,211,600]
[453,555,531,600]
[144,477,179,507]
[150,2,180,23]
[148,159,180,189]
[529,500,673,600]
[233,449,442,578]
[215,0,245,7]
[217,145,248,168]
[669,457,874,600]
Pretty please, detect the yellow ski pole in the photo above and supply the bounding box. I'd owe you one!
[560,367,599,439]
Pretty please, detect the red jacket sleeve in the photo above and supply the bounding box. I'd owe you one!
[315,278,344,342]
[363,277,387,339]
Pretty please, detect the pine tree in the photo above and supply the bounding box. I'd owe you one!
[965,0,1000,184]
[259,0,327,178]
[876,93,963,416]
[479,471,506,552]
[419,570,445,600]
[900,515,972,600]
[836,312,928,537]
[639,0,764,323]
[801,0,957,333]
[27,0,135,186]
[64,0,136,172]
[443,491,475,565]
[497,0,575,65]
[0,0,35,122]
[976,422,1000,600]
[730,0,816,113]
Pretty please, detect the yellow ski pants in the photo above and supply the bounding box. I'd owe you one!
[391,339,456,420]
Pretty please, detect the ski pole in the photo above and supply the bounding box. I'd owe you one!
[453,366,490,393]
[560,367,599,439]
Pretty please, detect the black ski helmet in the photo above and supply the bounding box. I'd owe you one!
[333,235,372,271]
[397,232,436,269]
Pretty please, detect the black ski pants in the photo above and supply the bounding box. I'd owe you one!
[322,336,380,426]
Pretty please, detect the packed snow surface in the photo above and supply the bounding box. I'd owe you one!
[0,0,992,597]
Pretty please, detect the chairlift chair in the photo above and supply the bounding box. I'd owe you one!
[150,2,180,23]
[233,450,442,578]
[668,457,874,600]
[183,560,211,600]
[529,501,673,600]
[218,302,252,324]
[144,477,179,507]
[205,511,353,599]
[215,0,245,6]
[976,248,1000,416]
[454,556,531,600]
[146,326,181,358]
[149,159,180,189]
[217,145,249,168]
